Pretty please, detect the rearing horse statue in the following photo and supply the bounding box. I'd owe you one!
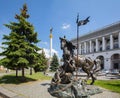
[60,36,101,85]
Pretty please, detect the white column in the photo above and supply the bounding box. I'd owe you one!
[79,44,81,54]
[102,37,106,51]
[110,34,113,49]
[84,42,87,54]
[96,39,99,52]
[49,31,53,59]
[119,32,120,48]
[50,37,52,58]
[89,40,92,53]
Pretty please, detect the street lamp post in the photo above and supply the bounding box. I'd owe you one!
[76,14,90,78]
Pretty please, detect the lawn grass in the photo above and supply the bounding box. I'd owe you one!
[0,72,52,84]
[88,80,120,93]
[26,72,52,80]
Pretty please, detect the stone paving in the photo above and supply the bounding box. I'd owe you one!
[0,80,120,98]
[0,80,55,98]
[91,89,120,98]
[0,72,120,98]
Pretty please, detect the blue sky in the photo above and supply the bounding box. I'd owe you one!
[0,0,120,58]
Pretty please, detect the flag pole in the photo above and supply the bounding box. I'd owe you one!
[76,14,79,79]
[76,14,90,79]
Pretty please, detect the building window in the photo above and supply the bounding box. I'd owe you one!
[112,54,119,59]
[100,47,102,51]
[106,46,110,50]
[113,63,119,69]
[106,39,110,44]
[114,44,119,49]
[114,36,118,42]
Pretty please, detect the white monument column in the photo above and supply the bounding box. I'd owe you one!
[89,40,92,52]
[119,32,120,48]
[84,42,87,54]
[102,36,106,51]
[96,39,99,52]
[49,28,53,59]
[110,34,113,49]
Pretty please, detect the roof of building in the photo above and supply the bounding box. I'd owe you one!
[71,21,120,43]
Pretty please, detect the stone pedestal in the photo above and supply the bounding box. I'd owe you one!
[48,79,102,98]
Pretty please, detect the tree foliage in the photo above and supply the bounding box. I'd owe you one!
[50,53,59,71]
[0,4,40,77]
[34,50,48,72]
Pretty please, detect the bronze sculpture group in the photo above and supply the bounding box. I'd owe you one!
[48,36,102,98]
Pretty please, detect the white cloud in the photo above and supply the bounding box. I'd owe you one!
[40,41,48,46]
[52,49,58,55]
[62,23,70,30]
[0,45,5,59]
[38,48,59,58]
[43,48,50,58]
[0,45,3,53]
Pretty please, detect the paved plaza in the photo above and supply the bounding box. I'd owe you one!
[0,80,55,98]
[0,79,120,98]
[0,72,120,98]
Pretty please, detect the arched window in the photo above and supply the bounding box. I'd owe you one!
[111,54,120,69]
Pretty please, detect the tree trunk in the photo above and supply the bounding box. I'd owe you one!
[30,67,32,75]
[16,69,18,77]
[22,67,25,77]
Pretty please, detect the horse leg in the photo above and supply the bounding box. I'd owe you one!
[83,69,90,83]
[90,72,96,85]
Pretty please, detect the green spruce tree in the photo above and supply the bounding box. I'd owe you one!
[34,49,48,72]
[0,4,40,78]
[50,53,59,71]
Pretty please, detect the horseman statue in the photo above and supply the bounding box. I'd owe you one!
[48,36,102,98]
[59,36,101,85]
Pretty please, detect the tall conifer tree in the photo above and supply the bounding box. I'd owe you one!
[34,50,48,72]
[50,53,59,71]
[0,4,40,77]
